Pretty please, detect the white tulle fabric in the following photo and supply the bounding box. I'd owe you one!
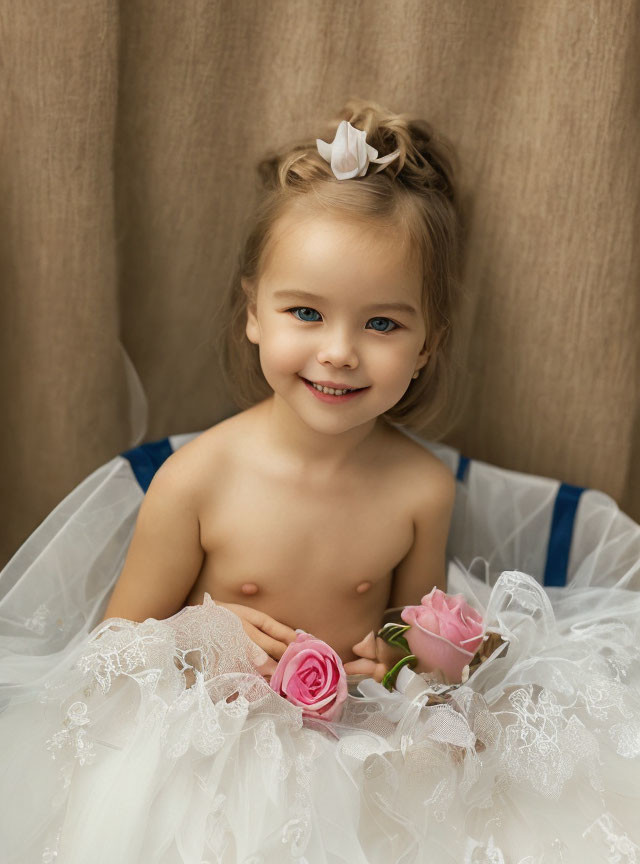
[1,428,640,863]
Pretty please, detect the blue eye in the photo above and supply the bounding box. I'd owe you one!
[287,308,399,333]
[367,317,398,333]
[289,307,321,323]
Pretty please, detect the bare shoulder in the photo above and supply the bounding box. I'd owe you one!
[382,424,456,510]
[155,405,264,498]
[150,418,236,504]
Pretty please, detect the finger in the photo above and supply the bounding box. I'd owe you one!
[351,630,377,659]
[254,655,278,676]
[343,658,378,676]
[215,602,298,646]
[244,622,290,660]
[247,640,270,667]
[371,662,387,684]
[253,612,298,645]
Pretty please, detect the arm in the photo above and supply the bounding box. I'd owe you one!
[344,459,456,682]
[101,444,297,666]
[100,448,205,623]
[388,458,455,609]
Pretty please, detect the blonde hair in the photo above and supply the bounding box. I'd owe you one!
[217,97,468,437]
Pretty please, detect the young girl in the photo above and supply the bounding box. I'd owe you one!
[2,99,640,864]
[100,97,462,681]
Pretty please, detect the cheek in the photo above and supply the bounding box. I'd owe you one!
[368,347,414,381]
[260,330,306,373]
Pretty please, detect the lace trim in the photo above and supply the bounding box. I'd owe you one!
[497,684,602,798]
[582,811,640,863]
[21,600,67,637]
[45,700,95,767]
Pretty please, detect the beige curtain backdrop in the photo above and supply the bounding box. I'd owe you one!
[1,0,638,568]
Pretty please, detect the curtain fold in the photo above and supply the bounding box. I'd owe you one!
[1,0,638,567]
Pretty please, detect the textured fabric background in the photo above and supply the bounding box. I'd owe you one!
[0,0,638,567]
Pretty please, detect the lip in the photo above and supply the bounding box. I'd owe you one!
[299,376,367,391]
[300,376,369,404]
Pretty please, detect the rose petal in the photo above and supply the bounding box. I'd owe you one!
[400,606,417,626]
[284,652,327,702]
[430,590,446,613]
[406,624,475,683]
[316,672,348,720]
[269,633,347,722]
[270,634,313,692]
[420,587,437,605]
[415,605,441,635]
[281,648,319,691]
[401,588,485,683]
[439,619,464,643]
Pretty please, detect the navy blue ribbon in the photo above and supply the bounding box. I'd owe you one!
[543,482,585,587]
[121,438,174,493]
[456,454,470,483]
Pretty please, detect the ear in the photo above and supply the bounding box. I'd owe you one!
[414,326,443,373]
[415,340,430,371]
[242,278,260,345]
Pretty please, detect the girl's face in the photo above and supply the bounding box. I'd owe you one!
[244,209,430,433]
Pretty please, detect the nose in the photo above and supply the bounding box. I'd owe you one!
[316,325,359,369]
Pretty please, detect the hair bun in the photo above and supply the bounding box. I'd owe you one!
[324,98,457,201]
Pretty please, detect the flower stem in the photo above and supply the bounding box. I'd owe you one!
[381,654,417,691]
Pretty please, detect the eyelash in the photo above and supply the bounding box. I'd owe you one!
[286,307,401,334]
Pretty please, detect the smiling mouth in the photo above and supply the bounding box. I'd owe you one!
[301,377,368,395]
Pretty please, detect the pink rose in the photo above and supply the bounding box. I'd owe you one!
[269,631,348,722]
[401,588,484,683]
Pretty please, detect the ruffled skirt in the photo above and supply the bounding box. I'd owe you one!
[1,430,640,862]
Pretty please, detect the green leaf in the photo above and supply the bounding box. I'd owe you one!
[377,622,411,654]
[381,622,410,637]
[392,634,411,653]
[377,622,410,642]
[381,654,418,691]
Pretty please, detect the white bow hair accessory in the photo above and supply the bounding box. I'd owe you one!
[316,120,401,180]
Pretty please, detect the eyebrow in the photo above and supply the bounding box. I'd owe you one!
[272,290,418,317]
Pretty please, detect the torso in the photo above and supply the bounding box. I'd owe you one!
[184,401,431,663]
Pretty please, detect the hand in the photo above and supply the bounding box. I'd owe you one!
[343,630,409,684]
[342,656,388,683]
[215,601,297,675]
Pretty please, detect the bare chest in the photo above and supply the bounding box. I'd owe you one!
[186,459,414,654]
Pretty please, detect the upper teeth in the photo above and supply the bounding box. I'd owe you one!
[311,382,355,395]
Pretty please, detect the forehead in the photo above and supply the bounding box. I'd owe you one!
[261,207,421,296]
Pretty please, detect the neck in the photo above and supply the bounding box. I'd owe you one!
[257,393,384,480]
